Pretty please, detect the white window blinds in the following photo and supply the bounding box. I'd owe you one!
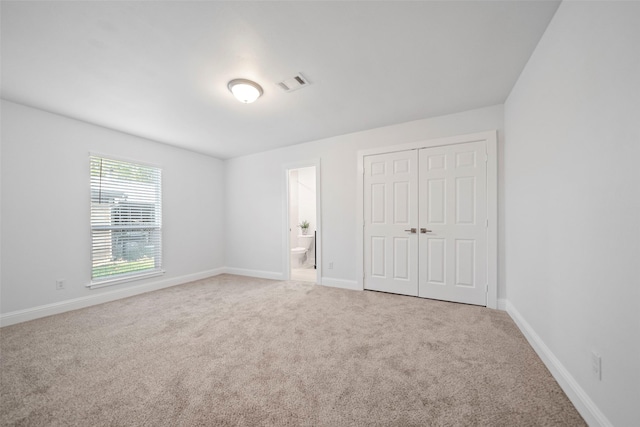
[90,155,162,284]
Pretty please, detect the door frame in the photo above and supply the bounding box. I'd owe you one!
[357,131,498,308]
[283,159,322,284]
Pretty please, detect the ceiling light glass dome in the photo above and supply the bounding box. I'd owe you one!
[228,79,263,103]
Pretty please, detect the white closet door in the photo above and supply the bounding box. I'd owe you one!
[363,150,419,296]
[418,141,488,306]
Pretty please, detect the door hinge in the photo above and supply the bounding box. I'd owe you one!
[486,219,489,227]
[485,153,489,163]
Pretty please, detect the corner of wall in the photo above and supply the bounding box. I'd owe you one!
[505,300,613,427]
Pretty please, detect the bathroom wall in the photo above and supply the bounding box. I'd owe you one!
[296,167,316,234]
[288,170,300,251]
[295,167,316,265]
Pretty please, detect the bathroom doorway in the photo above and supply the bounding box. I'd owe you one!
[285,161,320,283]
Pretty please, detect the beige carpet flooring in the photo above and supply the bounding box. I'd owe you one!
[0,274,585,426]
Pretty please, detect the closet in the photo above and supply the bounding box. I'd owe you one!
[363,138,491,306]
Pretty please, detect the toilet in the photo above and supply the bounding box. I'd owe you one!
[291,246,307,267]
[291,234,315,267]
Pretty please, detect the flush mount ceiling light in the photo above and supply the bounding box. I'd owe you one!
[227,79,263,103]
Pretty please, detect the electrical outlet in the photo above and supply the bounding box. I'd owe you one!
[591,351,601,380]
[55,279,65,290]
[328,262,334,269]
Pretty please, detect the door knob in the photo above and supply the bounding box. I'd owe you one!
[420,228,432,233]
[404,228,417,233]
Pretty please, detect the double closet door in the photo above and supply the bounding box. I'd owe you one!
[363,141,488,306]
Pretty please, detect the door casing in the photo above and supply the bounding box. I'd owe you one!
[357,131,498,308]
[283,159,322,284]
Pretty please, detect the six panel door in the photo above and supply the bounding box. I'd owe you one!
[363,150,419,296]
[363,141,488,306]
[418,141,487,305]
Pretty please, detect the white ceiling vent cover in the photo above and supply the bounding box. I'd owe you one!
[277,73,310,92]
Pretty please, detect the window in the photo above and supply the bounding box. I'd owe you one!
[90,155,162,286]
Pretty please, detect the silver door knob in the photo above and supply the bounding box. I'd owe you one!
[404,228,417,233]
[420,228,432,233]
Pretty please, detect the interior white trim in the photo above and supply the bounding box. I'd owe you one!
[282,159,322,284]
[321,277,361,291]
[486,133,498,309]
[356,130,499,308]
[88,151,163,169]
[0,268,226,327]
[223,268,284,281]
[87,270,166,289]
[506,301,612,427]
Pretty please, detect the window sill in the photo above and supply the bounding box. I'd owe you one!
[86,270,166,289]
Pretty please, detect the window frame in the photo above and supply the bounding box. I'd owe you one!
[87,153,164,289]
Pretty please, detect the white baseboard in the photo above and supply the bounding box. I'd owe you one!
[0,268,226,327]
[506,301,612,427]
[321,277,361,291]
[223,267,284,281]
[497,298,507,311]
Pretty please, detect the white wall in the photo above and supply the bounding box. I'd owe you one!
[288,170,300,251]
[296,166,316,234]
[226,104,505,293]
[504,2,640,426]
[0,100,226,316]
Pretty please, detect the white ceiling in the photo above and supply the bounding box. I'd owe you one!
[1,1,560,159]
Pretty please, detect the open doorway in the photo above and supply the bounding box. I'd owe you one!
[285,163,320,283]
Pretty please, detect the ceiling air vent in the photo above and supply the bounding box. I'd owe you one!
[277,73,310,92]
